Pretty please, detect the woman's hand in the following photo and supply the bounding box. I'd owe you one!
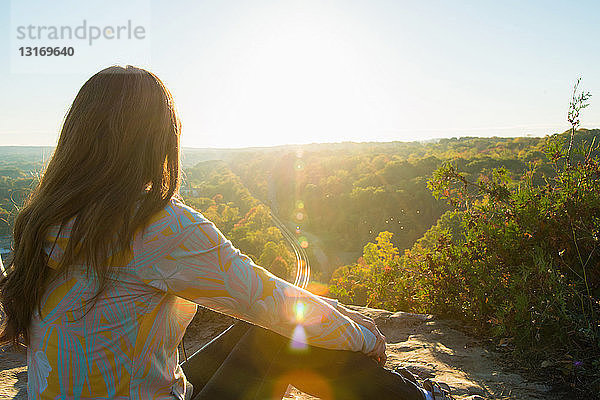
[336,304,387,365]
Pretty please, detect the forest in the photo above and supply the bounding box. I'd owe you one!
[0,128,598,396]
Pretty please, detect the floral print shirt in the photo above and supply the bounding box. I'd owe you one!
[28,198,376,399]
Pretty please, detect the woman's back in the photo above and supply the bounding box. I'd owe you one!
[29,199,200,399]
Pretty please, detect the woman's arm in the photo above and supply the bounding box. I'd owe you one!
[136,203,377,354]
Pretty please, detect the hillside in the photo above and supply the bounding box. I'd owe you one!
[1,130,598,397]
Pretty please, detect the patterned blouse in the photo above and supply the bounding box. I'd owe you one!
[28,198,376,399]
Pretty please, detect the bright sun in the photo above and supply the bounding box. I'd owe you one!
[175,2,402,148]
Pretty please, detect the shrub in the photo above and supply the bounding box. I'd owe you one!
[331,130,600,395]
[419,129,600,395]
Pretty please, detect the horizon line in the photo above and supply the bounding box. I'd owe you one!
[0,127,594,151]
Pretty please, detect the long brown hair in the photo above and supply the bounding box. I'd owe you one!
[0,65,181,347]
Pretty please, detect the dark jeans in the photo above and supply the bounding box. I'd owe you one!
[180,321,424,400]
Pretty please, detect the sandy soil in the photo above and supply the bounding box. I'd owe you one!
[0,306,560,399]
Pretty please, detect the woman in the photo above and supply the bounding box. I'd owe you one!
[0,66,451,400]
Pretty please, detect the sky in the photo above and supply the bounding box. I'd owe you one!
[1,0,600,148]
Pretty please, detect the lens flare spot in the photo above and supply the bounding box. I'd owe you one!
[296,201,305,209]
[275,370,332,399]
[299,236,309,248]
[296,212,304,221]
[290,324,308,351]
[295,302,305,322]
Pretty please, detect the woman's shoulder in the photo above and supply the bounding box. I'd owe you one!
[142,196,208,237]
[135,197,222,258]
[167,196,208,226]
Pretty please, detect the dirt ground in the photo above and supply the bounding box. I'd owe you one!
[0,306,561,399]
